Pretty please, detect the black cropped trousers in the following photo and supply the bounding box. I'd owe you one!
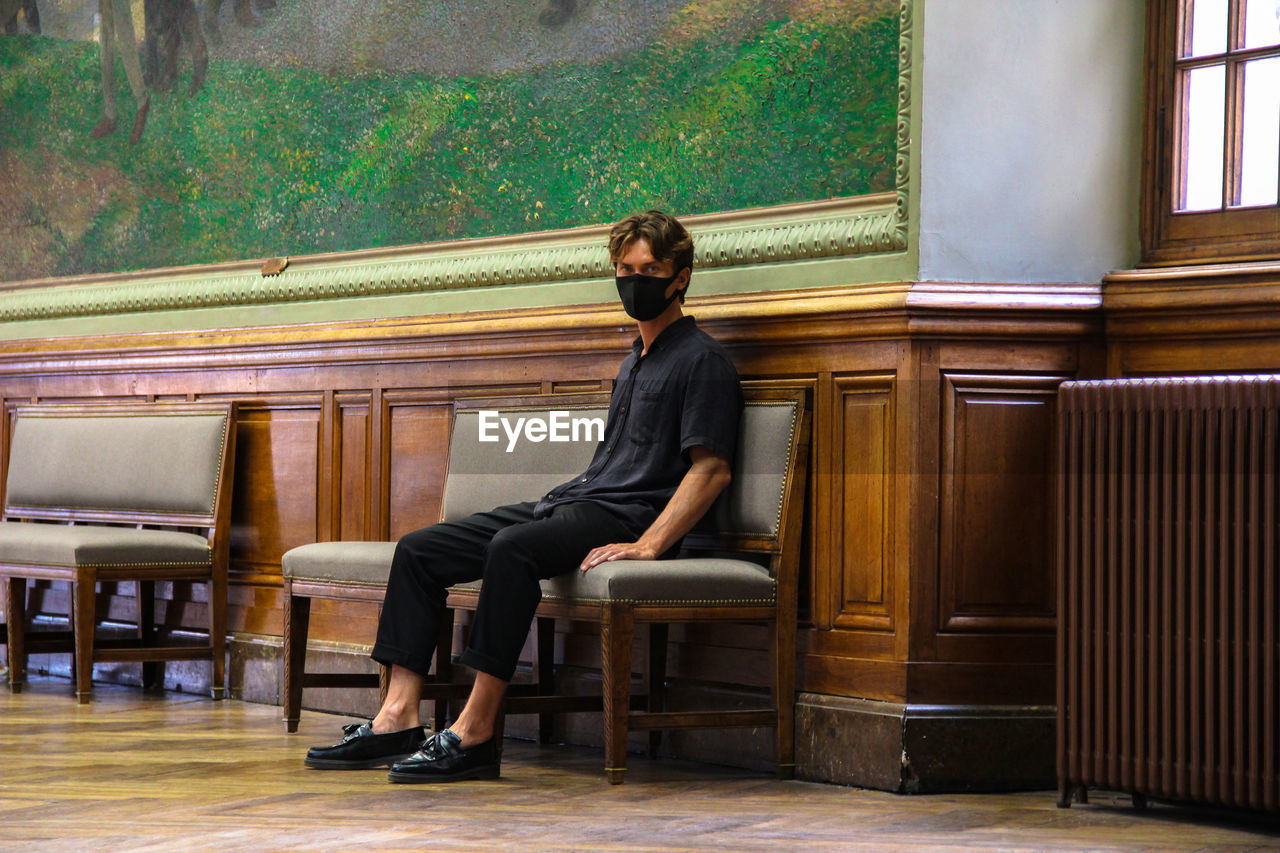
[370,500,641,682]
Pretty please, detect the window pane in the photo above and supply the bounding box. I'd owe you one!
[1186,0,1229,57]
[1181,64,1227,211]
[1244,0,1280,49]
[1238,57,1280,206]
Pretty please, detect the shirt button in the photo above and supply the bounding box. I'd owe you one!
[581,477,588,482]
[546,493,555,499]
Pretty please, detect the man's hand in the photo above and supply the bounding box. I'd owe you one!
[579,541,660,572]
[578,446,731,572]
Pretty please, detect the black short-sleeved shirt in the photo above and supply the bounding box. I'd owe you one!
[533,315,742,534]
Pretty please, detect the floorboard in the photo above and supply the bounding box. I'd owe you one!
[2,677,1279,852]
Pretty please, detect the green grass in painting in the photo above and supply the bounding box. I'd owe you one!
[0,10,897,278]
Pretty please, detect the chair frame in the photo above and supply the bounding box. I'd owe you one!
[0,401,238,704]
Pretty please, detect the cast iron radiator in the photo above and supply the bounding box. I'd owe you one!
[1056,375,1279,812]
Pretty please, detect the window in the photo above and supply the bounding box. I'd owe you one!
[1143,0,1280,264]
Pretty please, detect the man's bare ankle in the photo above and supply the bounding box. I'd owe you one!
[448,722,493,748]
[371,711,420,734]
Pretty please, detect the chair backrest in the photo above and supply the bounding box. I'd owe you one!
[3,402,237,528]
[690,387,808,556]
[441,394,610,522]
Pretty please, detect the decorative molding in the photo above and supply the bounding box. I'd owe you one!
[1103,261,1280,345]
[894,0,912,249]
[0,0,915,324]
[1105,258,1280,289]
[1105,261,1280,320]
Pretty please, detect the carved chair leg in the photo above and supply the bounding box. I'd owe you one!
[73,576,96,704]
[139,580,159,690]
[646,622,668,759]
[537,616,555,745]
[773,615,797,779]
[494,704,507,762]
[432,608,455,733]
[282,588,310,733]
[209,570,227,700]
[602,602,635,785]
[5,577,27,693]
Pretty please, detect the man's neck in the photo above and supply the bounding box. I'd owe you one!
[637,304,684,356]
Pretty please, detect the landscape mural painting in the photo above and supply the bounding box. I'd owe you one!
[0,0,900,282]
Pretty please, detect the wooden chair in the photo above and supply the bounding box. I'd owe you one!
[0,401,238,703]
[432,386,811,783]
[280,394,608,732]
[280,540,395,731]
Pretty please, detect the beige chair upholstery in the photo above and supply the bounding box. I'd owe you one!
[0,402,237,704]
[4,412,230,515]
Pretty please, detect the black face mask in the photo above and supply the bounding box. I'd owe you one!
[615,272,685,321]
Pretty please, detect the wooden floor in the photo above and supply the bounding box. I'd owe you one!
[2,678,1279,852]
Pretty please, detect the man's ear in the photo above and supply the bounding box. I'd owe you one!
[674,266,691,299]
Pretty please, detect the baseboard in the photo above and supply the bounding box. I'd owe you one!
[795,693,1056,792]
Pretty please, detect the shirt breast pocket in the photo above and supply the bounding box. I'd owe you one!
[628,389,669,446]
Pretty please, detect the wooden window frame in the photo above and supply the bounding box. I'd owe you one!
[1142,0,1280,265]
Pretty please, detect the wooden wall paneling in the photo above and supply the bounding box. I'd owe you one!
[1103,266,1280,377]
[810,373,835,632]
[228,579,283,636]
[901,660,1056,706]
[665,624,771,689]
[798,368,903,704]
[371,387,386,540]
[801,652,907,701]
[228,399,322,587]
[830,374,896,633]
[336,392,372,541]
[1113,341,1280,377]
[549,379,614,395]
[307,390,385,643]
[319,391,337,544]
[936,373,1061,649]
[904,342,941,666]
[383,392,454,542]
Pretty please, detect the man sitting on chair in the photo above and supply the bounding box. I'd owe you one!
[305,209,742,783]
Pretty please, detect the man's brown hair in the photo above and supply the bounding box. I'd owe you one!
[608,210,695,276]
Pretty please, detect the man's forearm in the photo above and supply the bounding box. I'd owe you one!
[632,454,731,556]
[578,447,732,570]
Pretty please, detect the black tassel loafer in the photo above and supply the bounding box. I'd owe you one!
[387,729,500,783]
[305,722,427,769]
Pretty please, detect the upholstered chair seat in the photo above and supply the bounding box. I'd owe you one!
[0,524,213,569]
[283,541,396,587]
